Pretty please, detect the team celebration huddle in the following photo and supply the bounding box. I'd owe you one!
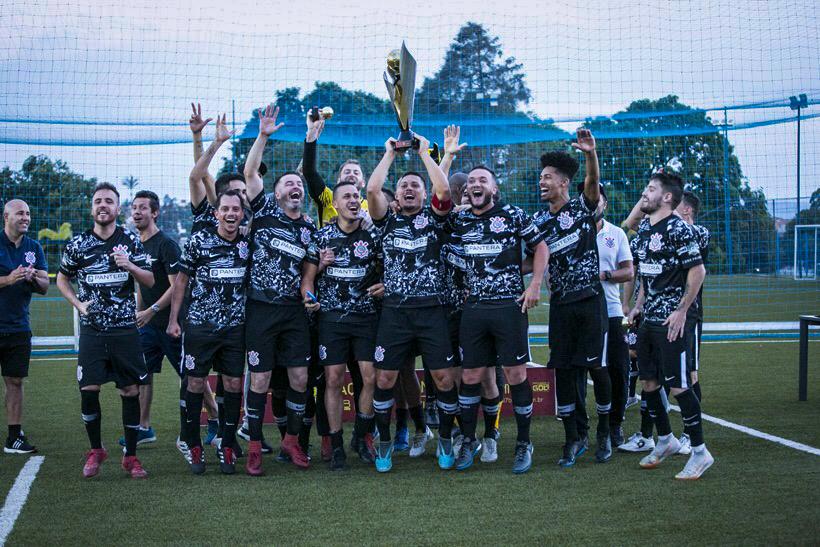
[2,99,715,482]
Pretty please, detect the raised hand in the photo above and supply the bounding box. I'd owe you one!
[318,248,336,270]
[443,125,467,156]
[384,137,398,156]
[189,102,212,134]
[571,128,596,154]
[214,113,235,143]
[414,133,430,156]
[112,251,134,272]
[166,320,182,339]
[305,109,325,143]
[258,103,284,137]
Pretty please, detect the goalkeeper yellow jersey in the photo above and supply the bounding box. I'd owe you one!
[317,186,369,226]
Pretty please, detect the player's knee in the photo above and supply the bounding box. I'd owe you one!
[4,376,23,388]
[326,368,344,389]
[250,372,271,393]
[641,378,658,392]
[432,369,454,390]
[222,376,242,392]
[670,387,686,398]
[288,370,308,392]
[119,385,139,397]
[460,368,482,386]
[503,365,526,385]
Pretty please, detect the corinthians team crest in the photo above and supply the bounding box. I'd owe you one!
[557,211,573,230]
[489,216,506,233]
[605,237,615,248]
[24,251,36,265]
[413,215,428,230]
[112,244,130,256]
[248,350,259,367]
[300,227,311,245]
[237,240,249,259]
[353,240,369,259]
[648,232,663,252]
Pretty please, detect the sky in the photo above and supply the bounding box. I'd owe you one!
[1,0,818,214]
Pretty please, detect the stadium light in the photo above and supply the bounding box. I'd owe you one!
[789,94,809,220]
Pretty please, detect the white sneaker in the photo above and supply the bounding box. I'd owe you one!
[639,435,682,469]
[677,433,691,455]
[480,437,498,463]
[675,447,714,480]
[625,396,640,410]
[409,426,434,458]
[176,436,192,464]
[618,432,655,453]
[453,433,465,457]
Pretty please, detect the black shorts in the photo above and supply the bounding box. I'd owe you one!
[548,293,608,369]
[139,323,182,376]
[374,305,452,372]
[606,317,630,375]
[636,322,690,389]
[182,324,245,378]
[625,315,641,352]
[460,301,529,369]
[685,319,703,371]
[318,311,377,366]
[447,307,462,367]
[245,300,311,372]
[77,327,148,389]
[0,332,32,378]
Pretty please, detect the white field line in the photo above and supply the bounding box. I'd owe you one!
[0,456,45,546]
[530,339,820,347]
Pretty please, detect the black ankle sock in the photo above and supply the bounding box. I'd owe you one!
[221,390,241,449]
[373,386,395,442]
[481,395,501,439]
[354,412,375,439]
[395,407,409,430]
[246,390,267,442]
[644,388,672,437]
[458,382,481,441]
[184,390,204,448]
[121,394,140,457]
[692,381,702,402]
[178,381,187,437]
[8,424,21,439]
[215,375,225,438]
[286,388,307,436]
[80,390,102,449]
[556,368,579,443]
[436,386,458,439]
[330,429,344,449]
[590,367,612,436]
[510,380,533,443]
[408,405,425,432]
[676,388,704,446]
[639,399,654,438]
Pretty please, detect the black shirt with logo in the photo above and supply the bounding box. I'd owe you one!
[138,230,181,329]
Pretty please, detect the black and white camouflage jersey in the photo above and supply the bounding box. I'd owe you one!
[374,207,449,307]
[441,235,467,311]
[688,223,710,321]
[306,222,381,315]
[190,198,251,235]
[531,195,601,304]
[247,192,315,305]
[631,215,703,325]
[447,203,543,302]
[179,225,249,330]
[59,226,151,331]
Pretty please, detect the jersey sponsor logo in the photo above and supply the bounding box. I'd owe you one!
[270,238,307,259]
[412,215,429,230]
[248,350,259,367]
[374,345,385,362]
[446,252,466,270]
[325,266,366,279]
[558,211,573,230]
[548,232,580,254]
[209,267,246,279]
[605,236,615,248]
[237,241,249,259]
[393,236,428,252]
[24,251,36,265]
[639,262,663,275]
[489,216,506,233]
[353,240,370,259]
[300,227,312,246]
[319,345,327,361]
[464,243,503,256]
[648,232,663,252]
[112,244,130,256]
[85,271,129,285]
[184,354,195,370]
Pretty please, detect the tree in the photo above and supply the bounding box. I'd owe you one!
[121,175,139,202]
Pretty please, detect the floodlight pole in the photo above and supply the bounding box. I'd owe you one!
[232,99,238,171]
[722,108,733,274]
[790,94,808,221]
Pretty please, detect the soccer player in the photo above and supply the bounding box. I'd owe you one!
[301,181,382,470]
[1,199,48,454]
[448,166,548,474]
[167,187,249,475]
[56,182,154,479]
[366,133,458,473]
[627,172,713,479]
[242,104,316,475]
[531,129,613,467]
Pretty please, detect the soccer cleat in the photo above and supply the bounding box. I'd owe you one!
[558,440,585,467]
[245,441,264,476]
[409,426,434,458]
[189,445,206,475]
[4,434,36,454]
[618,433,655,453]
[453,431,465,457]
[122,455,148,479]
[276,448,291,463]
[639,436,682,469]
[595,434,613,463]
[281,434,310,469]
[375,441,394,473]
[117,427,156,447]
[205,419,219,446]
[394,427,410,452]
[321,436,333,462]
[455,439,482,471]
[577,434,589,457]
[218,444,236,474]
[437,438,455,470]
[355,434,376,464]
[236,424,251,442]
[677,433,692,456]
[175,436,192,464]
[330,446,347,471]
[675,447,714,480]
[512,441,534,474]
[425,401,439,429]
[480,436,499,463]
[610,426,625,448]
[625,396,640,410]
[82,448,108,478]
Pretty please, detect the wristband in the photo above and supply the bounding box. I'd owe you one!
[150,304,161,313]
[431,194,452,211]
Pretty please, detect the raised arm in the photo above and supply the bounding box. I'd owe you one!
[572,129,600,205]
[303,112,327,205]
[415,133,451,214]
[188,103,215,206]
[439,124,467,177]
[366,138,397,221]
[190,113,233,202]
[244,104,284,202]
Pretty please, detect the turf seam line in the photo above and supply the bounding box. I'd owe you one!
[0,456,45,546]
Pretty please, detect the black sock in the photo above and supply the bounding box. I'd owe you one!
[590,367,612,437]
[628,357,639,398]
[556,368,579,443]
[481,395,501,439]
[354,412,374,439]
[396,407,409,430]
[436,386,458,439]
[424,368,437,401]
[8,424,21,439]
[640,398,654,438]
[272,391,287,438]
[692,381,702,403]
[348,361,363,415]
[330,429,344,450]
[676,388,705,447]
[178,379,188,438]
[121,394,140,457]
[80,390,102,449]
[644,388,672,437]
[510,380,533,444]
[299,417,313,453]
[314,382,330,437]
[222,390,241,449]
[458,382,481,442]
[215,375,225,438]
[275,416,287,439]
[408,405,425,432]
[185,390,204,448]
[373,386,395,442]
[286,388,307,436]
[246,390,267,442]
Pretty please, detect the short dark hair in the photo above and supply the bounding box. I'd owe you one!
[133,190,159,213]
[468,165,498,182]
[448,172,467,200]
[540,151,579,180]
[336,159,362,181]
[681,190,700,216]
[215,172,246,196]
[575,181,607,200]
[216,188,244,208]
[332,180,358,197]
[238,161,267,178]
[396,171,426,188]
[650,171,684,209]
[381,188,395,202]
[274,171,305,191]
[92,182,120,201]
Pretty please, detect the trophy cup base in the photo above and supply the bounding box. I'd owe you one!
[392,131,420,153]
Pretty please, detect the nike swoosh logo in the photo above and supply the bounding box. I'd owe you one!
[446,355,454,362]
[664,376,675,381]
[170,262,179,268]
[517,354,528,360]
[139,374,149,380]
[586,356,597,362]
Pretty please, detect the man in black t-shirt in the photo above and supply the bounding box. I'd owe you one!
[57,182,155,479]
[627,172,713,480]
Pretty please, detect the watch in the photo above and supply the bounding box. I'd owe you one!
[150,304,161,313]
[604,271,612,281]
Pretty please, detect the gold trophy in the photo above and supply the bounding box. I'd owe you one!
[383,42,418,152]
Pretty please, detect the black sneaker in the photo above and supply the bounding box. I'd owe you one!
[355,435,375,464]
[217,444,236,474]
[330,446,347,471]
[276,448,291,463]
[558,440,585,467]
[4,434,36,454]
[610,426,625,449]
[595,434,613,463]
